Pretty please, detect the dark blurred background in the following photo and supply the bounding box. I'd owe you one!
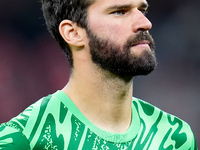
[0,0,199,146]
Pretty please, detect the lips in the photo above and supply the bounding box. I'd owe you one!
[132,40,150,46]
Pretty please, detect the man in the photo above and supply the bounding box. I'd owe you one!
[0,0,197,149]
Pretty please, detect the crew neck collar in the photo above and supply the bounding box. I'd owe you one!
[53,90,141,143]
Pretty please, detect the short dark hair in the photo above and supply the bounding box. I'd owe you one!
[41,0,94,67]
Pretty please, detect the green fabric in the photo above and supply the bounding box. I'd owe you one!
[0,90,198,149]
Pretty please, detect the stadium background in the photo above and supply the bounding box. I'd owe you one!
[0,0,199,146]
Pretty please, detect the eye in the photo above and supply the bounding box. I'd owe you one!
[111,9,127,16]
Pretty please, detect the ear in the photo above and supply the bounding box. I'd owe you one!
[59,20,85,48]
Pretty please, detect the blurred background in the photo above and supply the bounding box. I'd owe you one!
[0,0,199,146]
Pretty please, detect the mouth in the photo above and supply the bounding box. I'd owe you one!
[132,40,150,46]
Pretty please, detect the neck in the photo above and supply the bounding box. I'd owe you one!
[62,64,134,133]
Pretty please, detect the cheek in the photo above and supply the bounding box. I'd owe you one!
[89,17,125,37]
[95,25,127,45]
[106,24,129,45]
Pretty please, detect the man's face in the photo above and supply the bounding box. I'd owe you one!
[86,0,157,78]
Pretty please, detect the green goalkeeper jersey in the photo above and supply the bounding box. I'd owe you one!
[0,90,197,150]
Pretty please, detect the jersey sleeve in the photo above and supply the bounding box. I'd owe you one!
[0,123,30,150]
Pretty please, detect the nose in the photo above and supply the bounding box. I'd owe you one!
[132,10,152,33]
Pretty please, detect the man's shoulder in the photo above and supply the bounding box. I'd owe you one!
[0,94,52,131]
[132,97,190,127]
[0,92,60,149]
[132,97,196,149]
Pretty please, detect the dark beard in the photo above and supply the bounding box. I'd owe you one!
[86,30,157,80]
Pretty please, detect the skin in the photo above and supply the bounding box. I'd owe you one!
[87,0,152,56]
[59,0,152,133]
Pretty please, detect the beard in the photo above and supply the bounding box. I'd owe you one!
[86,29,157,79]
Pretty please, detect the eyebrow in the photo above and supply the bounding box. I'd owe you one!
[105,2,149,12]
